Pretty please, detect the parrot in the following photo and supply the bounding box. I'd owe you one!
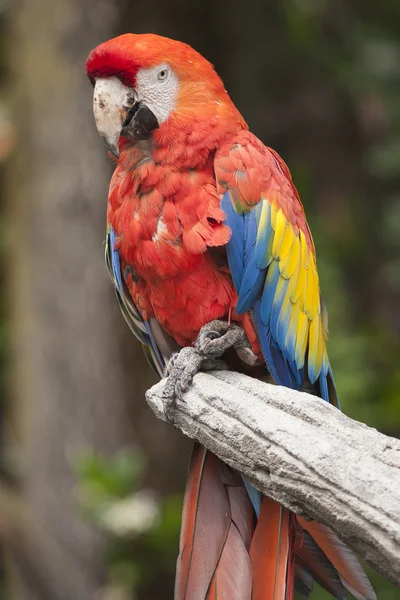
[86,34,376,600]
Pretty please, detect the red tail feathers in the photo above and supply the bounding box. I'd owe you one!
[175,443,254,599]
[175,444,231,598]
[250,496,296,600]
[297,517,376,600]
[175,444,376,600]
[175,444,296,599]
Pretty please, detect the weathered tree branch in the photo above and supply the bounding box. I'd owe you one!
[146,370,400,587]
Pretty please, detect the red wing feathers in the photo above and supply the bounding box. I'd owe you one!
[215,130,312,248]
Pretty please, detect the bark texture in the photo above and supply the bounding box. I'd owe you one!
[146,370,400,587]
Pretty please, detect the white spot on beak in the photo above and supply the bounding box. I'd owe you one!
[93,77,135,157]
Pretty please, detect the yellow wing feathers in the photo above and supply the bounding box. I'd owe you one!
[257,199,328,382]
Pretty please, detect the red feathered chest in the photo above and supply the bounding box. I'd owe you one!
[107,143,237,345]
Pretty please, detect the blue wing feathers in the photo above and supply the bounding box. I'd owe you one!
[222,192,267,313]
[252,302,296,389]
[223,191,337,404]
[110,228,125,292]
[243,478,262,517]
[221,192,245,291]
[109,227,165,372]
[319,374,329,403]
[239,207,266,311]
[237,267,266,314]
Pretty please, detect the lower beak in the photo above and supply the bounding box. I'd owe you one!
[122,103,159,144]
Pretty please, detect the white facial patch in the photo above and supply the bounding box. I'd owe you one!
[135,64,179,124]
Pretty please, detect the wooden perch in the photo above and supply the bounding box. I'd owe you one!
[146,370,400,587]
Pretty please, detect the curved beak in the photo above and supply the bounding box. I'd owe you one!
[93,77,131,158]
[92,77,159,159]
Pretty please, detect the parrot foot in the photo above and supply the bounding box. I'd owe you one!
[162,347,228,421]
[162,320,259,422]
[196,320,260,367]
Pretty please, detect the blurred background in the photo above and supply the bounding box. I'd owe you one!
[0,0,399,598]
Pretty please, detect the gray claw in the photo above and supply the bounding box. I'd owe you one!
[198,330,220,346]
[163,320,260,415]
[163,347,203,420]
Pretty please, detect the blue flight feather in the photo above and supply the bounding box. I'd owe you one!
[110,228,124,293]
[238,210,267,312]
[319,374,329,403]
[260,262,281,326]
[221,192,245,292]
[109,227,164,370]
[243,478,262,517]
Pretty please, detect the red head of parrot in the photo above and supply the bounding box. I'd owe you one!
[86,33,246,159]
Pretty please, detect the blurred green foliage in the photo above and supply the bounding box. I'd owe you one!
[76,449,146,506]
[281,2,400,597]
[277,0,400,434]
[76,449,182,598]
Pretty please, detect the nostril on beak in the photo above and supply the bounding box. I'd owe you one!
[122,101,141,129]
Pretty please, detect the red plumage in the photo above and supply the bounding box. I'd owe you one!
[250,497,295,600]
[107,143,240,345]
[297,518,375,600]
[176,444,254,599]
[86,33,214,87]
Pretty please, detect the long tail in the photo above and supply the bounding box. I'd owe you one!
[175,444,296,599]
[250,496,296,600]
[175,443,253,599]
[175,444,376,600]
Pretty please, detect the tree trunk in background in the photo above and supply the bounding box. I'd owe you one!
[5,1,189,599]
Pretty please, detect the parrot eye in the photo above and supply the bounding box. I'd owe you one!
[157,68,169,82]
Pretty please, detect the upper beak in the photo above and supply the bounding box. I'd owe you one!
[93,78,131,159]
[92,77,160,158]
[102,138,120,159]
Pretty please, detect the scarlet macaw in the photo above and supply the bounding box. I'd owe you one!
[86,34,375,600]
